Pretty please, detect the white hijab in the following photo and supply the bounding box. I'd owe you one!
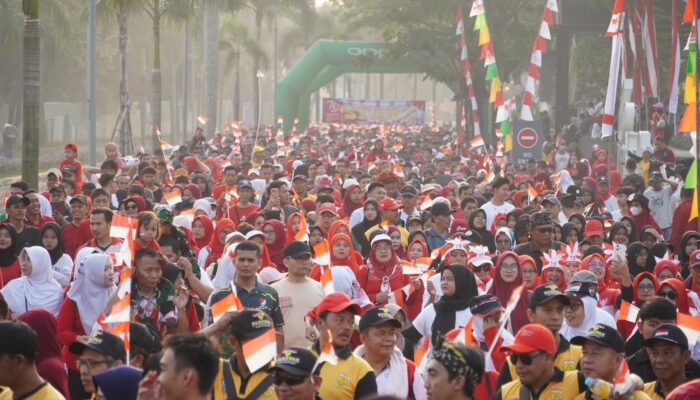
[193,198,214,218]
[38,194,52,217]
[557,170,575,193]
[0,246,64,316]
[67,253,116,334]
[560,296,617,341]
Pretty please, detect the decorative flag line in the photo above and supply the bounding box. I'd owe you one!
[601,0,627,139]
[669,0,681,114]
[455,7,482,142]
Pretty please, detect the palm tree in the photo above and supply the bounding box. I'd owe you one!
[22,0,40,189]
[247,0,279,125]
[219,16,269,120]
[203,0,219,137]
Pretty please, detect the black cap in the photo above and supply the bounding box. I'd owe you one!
[566,185,581,196]
[597,176,609,184]
[272,347,318,377]
[564,281,599,299]
[49,185,66,194]
[228,309,274,339]
[69,195,88,206]
[469,294,503,317]
[529,284,571,310]
[5,194,29,208]
[571,323,625,353]
[0,321,36,357]
[292,174,308,182]
[237,179,253,190]
[358,306,402,332]
[430,202,454,217]
[644,324,689,350]
[283,241,312,259]
[400,185,418,197]
[69,331,127,362]
[129,322,162,355]
[463,230,482,245]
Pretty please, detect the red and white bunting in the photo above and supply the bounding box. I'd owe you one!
[669,0,681,114]
[602,0,627,139]
[455,7,482,138]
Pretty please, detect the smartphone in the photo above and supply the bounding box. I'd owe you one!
[51,201,66,215]
[270,188,279,198]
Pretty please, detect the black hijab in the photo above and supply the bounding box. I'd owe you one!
[514,216,530,245]
[468,209,495,253]
[680,231,700,276]
[40,223,64,265]
[560,223,579,245]
[568,214,587,241]
[431,264,478,346]
[351,199,381,257]
[620,216,638,242]
[607,222,629,245]
[626,242,648,277]
[646,243,670,273]
[0,224,18,267]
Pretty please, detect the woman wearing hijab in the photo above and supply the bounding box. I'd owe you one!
[0,224,20,286]
[386,226,406,259]
[57,252,116,400]
[494,227,515,255]
[18,309,69,398]
[193,198,214,219]
[285,212,306,243]
[645,243,671,273]
[357,234,421,308]
[406,238,430,262]
[657,278,690,314]
[310,233,363,280]
[560,280,617,341]
[403,264,477,368]
[340,184,364,219]
[262,220,287,272]
[191,215,214,252]
[487,251,530,333]
[0,246,64,317]
[351,199,382,257]
[198,218,236,269]
[654,260,682,281]
[423,240,472,307]
[469,209,496,253]
[182,183,202,201]
[679,231,700,278]
[606,222,630,245]
[329,220,364,267]
[519,255,539,290]
[620,216,638,243]
[41,222,73,288]
[93,366,142,400]
[513,217,530,245]
[626,242,649,277]
[568,214,587,242]
[577,253,621,315]
[560,223,580,246]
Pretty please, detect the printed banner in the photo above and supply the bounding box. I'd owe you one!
[322,98,425,125]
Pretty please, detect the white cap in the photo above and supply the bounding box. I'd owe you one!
[292,160,304,170]
[370,233,392,246]
[258,267,287,284]
[342,178,359,189]
[225,231,246,244]
[245,230,265,240]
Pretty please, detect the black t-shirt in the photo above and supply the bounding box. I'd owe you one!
[16,225,42,255]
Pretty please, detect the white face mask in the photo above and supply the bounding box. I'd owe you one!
[630,206,642,216]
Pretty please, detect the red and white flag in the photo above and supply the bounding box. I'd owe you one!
[470,135,485,148]
[312,241,331,266]
[314,330,339,369]
[109,215,137,240]
[669,0,682,114]
[641,0,658,97]
[677,313,700,345]
[320,267,335,295]
[103,291,131,324]
[210,285,244,323]
[242,328,277,373]
[197,115,208,126]
[602,0,627,139]
[527,184,538,203]
[164,189,183,206]
[618,301,640,323]
[294,213,309,242]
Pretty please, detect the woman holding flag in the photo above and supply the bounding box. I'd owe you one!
[488,251,530,333]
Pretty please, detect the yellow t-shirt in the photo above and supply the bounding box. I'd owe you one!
[643,381,667,400]
[0,387,12,400]
[211,358,276,400]
[497,369,585,400]
[14,383,65,400]
[503,341,583,383]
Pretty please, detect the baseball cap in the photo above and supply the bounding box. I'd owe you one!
[47,168,63,179]
[689,250,700,268]
[400,185,418,197]
[500,324,557,355]
[378,198,402,211]
[272,348,318,377]
[283,241,312,259]
[370,233,392,246]
[644,324,689,350]
[564,281,598,299]
[571,270,599,285]
[469,294,503,317]
[317,292,362,316]
[5,194,29,208]
[70,195,88,206]
[317,203,338,215]
[228,309,274,339]
[597,177,609,185]
[155,206,174,224]
[49,185,66,194]
[129,322,162,355]
[292,174,308,182]
[69,331,127,362]
[542,195,560,207]
[649,172,663,182]
[529,284,570,310]
[584,220,604,238]
[430,202,454,217]
[571,323,625,353]
[358,306,402,332]
[259,266,287,284]
[316,175,333,191]
[0,321,36,357]
[237,180,253,190]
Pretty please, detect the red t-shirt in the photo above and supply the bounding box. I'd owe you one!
[227,203,260,225]
[25,214,55,229]
[56,297,85,371]
[0,259,21,288]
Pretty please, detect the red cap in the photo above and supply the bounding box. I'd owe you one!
[690,250,700,268]
[500,324,556,354]
[64,142,78,153]
[317,293,362,316]
[378,198,403,211]
[316,176,333,190]
[584,219,604,238]
[317,203,338,216]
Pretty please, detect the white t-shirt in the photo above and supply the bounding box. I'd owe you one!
[481,201,514,231]
[272,278,324,348]
[644,185,674,229]
[413,304,472,369]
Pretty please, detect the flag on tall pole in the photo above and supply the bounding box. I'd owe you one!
[669,0,681,114]
[680,2,698,134]
[601,0,627,139]
[455,7,482,139]
[641,0,658,98]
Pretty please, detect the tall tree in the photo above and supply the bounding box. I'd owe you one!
[203,0,219,137]
[22,0,40,189]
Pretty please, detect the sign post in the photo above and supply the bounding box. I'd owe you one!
[511,120,544,167]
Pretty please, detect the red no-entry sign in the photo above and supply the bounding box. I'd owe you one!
[517,128,538,149]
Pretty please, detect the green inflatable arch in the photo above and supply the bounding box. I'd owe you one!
[275,40,455,132]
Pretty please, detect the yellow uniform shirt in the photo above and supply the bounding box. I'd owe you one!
[12,383,65,400]
[495,369,585,400]
[498,335,583,385]
[643,381,667,400]
[212,358,276,400]
[0,387,11,400]
[312,343,377,400]
[574,389,650,400]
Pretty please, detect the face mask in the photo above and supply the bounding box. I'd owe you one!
[630,206,642,216]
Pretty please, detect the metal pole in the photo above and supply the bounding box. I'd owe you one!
[696,44,700,232]
[182,20,189,145]
[273,13,278,121]
[88,0,97,165]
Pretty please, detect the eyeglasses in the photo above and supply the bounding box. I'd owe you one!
[126,205,138,211]
[658,290,678,300]
[511,351,544,366]
[588,261,605,270]
[273,372,308,386]
[565,303,583,312]
[638,284,656,292]
[472,264,491,273]
[500,263,519,272]
[263,230,276,235]
[77,359,111,370]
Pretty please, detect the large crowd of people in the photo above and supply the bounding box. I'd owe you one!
[0,121,699,400]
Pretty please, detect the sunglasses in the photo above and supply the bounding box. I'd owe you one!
[511,351,543,366]
[472,264,491,273]
[273,372,307,386]
[659,290,678,300]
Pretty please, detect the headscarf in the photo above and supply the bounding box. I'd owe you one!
[494,227,515,252]
[342,184,364,218]
[654,260,682,280]
[184,184,202,200]
[93,366,142,400]
[0,247,64,316]
[560,296,609,341]
[680,231,700,269]
[208,218,236,261]
[557,170,575,193]
[193,198,213,218]
[67,253,116,334]
[568,214,587,241]
[560,223,579,245]
[626,242,649,277]
[330,233,361,272]
[386,226,406,259]
[18,309,61,364]
[518,255,540,290]
[0,224,18,267]
[513,189,528,209]
[40,223,65,265]
[620,216,638,242]
[606,222,629,245]
[407,239,430,261]
[329,220,352,240]
[659,278,689,314]
[192,215,214,249]
[469,209,496,253]
[488,251,530,333]
[646,243,670,273]
[262,220,287,271]
[366,237,402,282]
[579,253,613,291]
[285,212,305,243]
[127,196,147,213]
[351,199,382,257]
[632,272,658,304]
[431,264,478,345]
[514,218,530,245]
[182,156,202,174]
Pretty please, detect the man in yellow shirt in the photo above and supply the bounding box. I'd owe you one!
[643,324,692,400]
[0,321,65,399]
